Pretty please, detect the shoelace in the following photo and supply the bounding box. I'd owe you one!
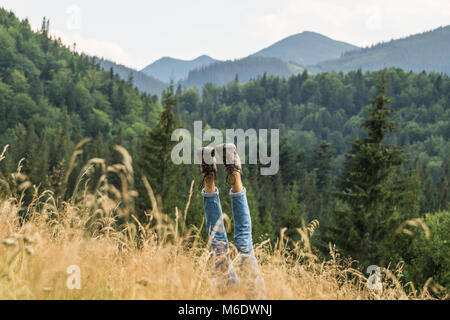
[224,166,243,185]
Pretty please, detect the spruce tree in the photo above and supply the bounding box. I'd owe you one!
[279,137,296,186]
[311,141,335,243]
[328,73,417,267]
[437,158,450,211]
[280,182,307,241]
[139,84,180,214]
[313,141,334,192]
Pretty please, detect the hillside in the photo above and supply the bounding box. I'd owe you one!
[141,55,217,82]
[97,58,167,96]
[1,7,449,295]
[313,26,450,74]
[252,31,359,66]
[0,8,161,182]
[1,159,441,299]
[183,56,303,88]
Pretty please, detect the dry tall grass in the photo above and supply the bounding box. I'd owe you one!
[0,144,445,300]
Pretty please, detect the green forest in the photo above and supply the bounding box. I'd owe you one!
[314,26,450,74]
[98,57,167,96]
[0,9,448,290]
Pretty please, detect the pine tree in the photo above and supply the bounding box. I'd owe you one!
[258,178,276,240]
[280,182,307,241]
[32,132,50,186]
[40,17,50,53]
[293,148,306,189]
[40,17,49,38]
[353,68,367,112]
[139,84,180,214]
[279,137,296,186]
[328,73,418,266]
[116,82,128,115]
[311,141,335,235]
[127,72,134,87]
[437,158,450,211]
[313,141,334,192]
[22,124,38,176]
[175,83,183,96]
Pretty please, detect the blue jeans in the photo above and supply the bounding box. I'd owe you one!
[202,187,266,298]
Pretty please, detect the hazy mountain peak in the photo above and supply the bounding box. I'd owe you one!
[295,30,330,37]
[194,54,215,61]
[141,55,218,82]
[252,31,359,66]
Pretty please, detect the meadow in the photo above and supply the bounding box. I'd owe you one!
[0,144,445,300]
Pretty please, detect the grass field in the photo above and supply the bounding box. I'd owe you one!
[0,144,445,300]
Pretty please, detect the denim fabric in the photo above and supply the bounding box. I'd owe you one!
[202,188,239,286]
[202,188,229,255]
[230,188,254,254]
[202,187,266,298]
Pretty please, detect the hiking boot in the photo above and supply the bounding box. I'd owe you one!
[215,143,242,176]
[196,146,217,179]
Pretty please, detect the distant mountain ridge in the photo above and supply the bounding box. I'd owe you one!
[252,31,359,66]
[141,55,218,83]
[179,31,358,89]
[183,56,303,88]
[313,26,450,74]
[97,58,167,96]
[104,26,450,92]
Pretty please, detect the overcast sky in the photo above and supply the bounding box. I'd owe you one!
[1,0,449,70]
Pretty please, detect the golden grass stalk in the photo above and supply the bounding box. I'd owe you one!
[0,144,447,300]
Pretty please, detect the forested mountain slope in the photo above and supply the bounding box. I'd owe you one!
[313,26,450,74]
[97,58,167,96]
[0,9,161,184]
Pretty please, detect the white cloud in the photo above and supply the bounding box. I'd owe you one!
[12,0,450,69]
[31,25,137,69]
[55,31,136,69]
[254,0,450,47]
[255,0,356,43]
